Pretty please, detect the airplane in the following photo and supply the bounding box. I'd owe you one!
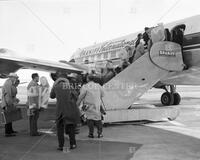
[0,15,200,122]
[70,15,200,108]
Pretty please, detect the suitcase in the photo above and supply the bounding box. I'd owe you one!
[1,108,22,124]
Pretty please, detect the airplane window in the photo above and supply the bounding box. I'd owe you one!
[84,59,89,64]
[90,56,95,62]
[110,51,116,58]
[104,53,108,59]
[97,54,101,60]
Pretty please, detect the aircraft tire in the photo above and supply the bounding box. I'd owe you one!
[161,92,174,106]
[173,93,181,105]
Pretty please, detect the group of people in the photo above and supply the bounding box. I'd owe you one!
[134,24,186,63]
[1,73,49,137]
[50,72,105,151]
[1,23,187,151]
[1,71,106,152]
[81,23,187,88]
[27,73,50,136]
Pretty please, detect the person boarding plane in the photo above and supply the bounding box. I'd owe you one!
[1,15,200,123]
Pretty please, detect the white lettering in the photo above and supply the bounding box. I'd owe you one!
[159,50,176,57]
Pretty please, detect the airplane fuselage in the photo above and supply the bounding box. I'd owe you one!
[71,15,200,85]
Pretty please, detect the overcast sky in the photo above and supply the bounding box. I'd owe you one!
[0,0,199,85]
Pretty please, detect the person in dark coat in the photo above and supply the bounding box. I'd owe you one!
[171,24,186,46]
[143,27,150,46]
[164,28,171,41]
[171,24,187,69]
[50,73,80,151]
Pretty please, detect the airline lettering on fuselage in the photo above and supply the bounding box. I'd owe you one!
[79,39,135,58]
[159,50,176,57]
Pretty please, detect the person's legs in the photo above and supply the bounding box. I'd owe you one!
[66,124,76,149]
[5,123,12,134]
[34,110,39,134]
[95,120,103,138]
[87,119,94,138]
[9,122,17,133]
[56,118,65,149]
[8,122,13,132]
[30,110,40,136]
[29,115,34,136]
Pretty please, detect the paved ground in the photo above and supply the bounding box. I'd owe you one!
[1,86,200,160]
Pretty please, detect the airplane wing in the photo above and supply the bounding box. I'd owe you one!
[0,48,88,77]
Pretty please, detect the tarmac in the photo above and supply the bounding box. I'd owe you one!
[1,86,200,160]
[0,105,200,160]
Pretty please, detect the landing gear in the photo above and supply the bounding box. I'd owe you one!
[173,92,181,105]
[161,92,174,106]
[160,85,181,106]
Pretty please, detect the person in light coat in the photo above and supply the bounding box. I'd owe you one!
[1,73,19,137]
[133,38,145,62]
[77,74,105,138]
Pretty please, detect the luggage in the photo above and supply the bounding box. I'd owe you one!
[1,108,22,124]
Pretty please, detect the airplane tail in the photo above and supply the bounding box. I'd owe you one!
[102,41,184,110]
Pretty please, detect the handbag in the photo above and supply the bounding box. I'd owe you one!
[1,108,22,124]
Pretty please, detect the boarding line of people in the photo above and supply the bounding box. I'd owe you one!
[50,72,105,150]
[1,72,106,151]
[124,23,186,69]
[83,24,187,103]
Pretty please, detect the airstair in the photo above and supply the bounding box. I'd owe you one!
[102,41,184,123]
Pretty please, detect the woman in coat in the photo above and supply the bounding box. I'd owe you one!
[50,74,80,151]
[134,38,145,62]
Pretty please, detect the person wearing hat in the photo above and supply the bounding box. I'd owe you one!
[77,74,105,138]
[50,73,80,151]
[1,73,19,137]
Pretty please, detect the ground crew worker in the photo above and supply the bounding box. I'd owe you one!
[77,74,105,138]
[27,73,41,136]
[1,73,19,137]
